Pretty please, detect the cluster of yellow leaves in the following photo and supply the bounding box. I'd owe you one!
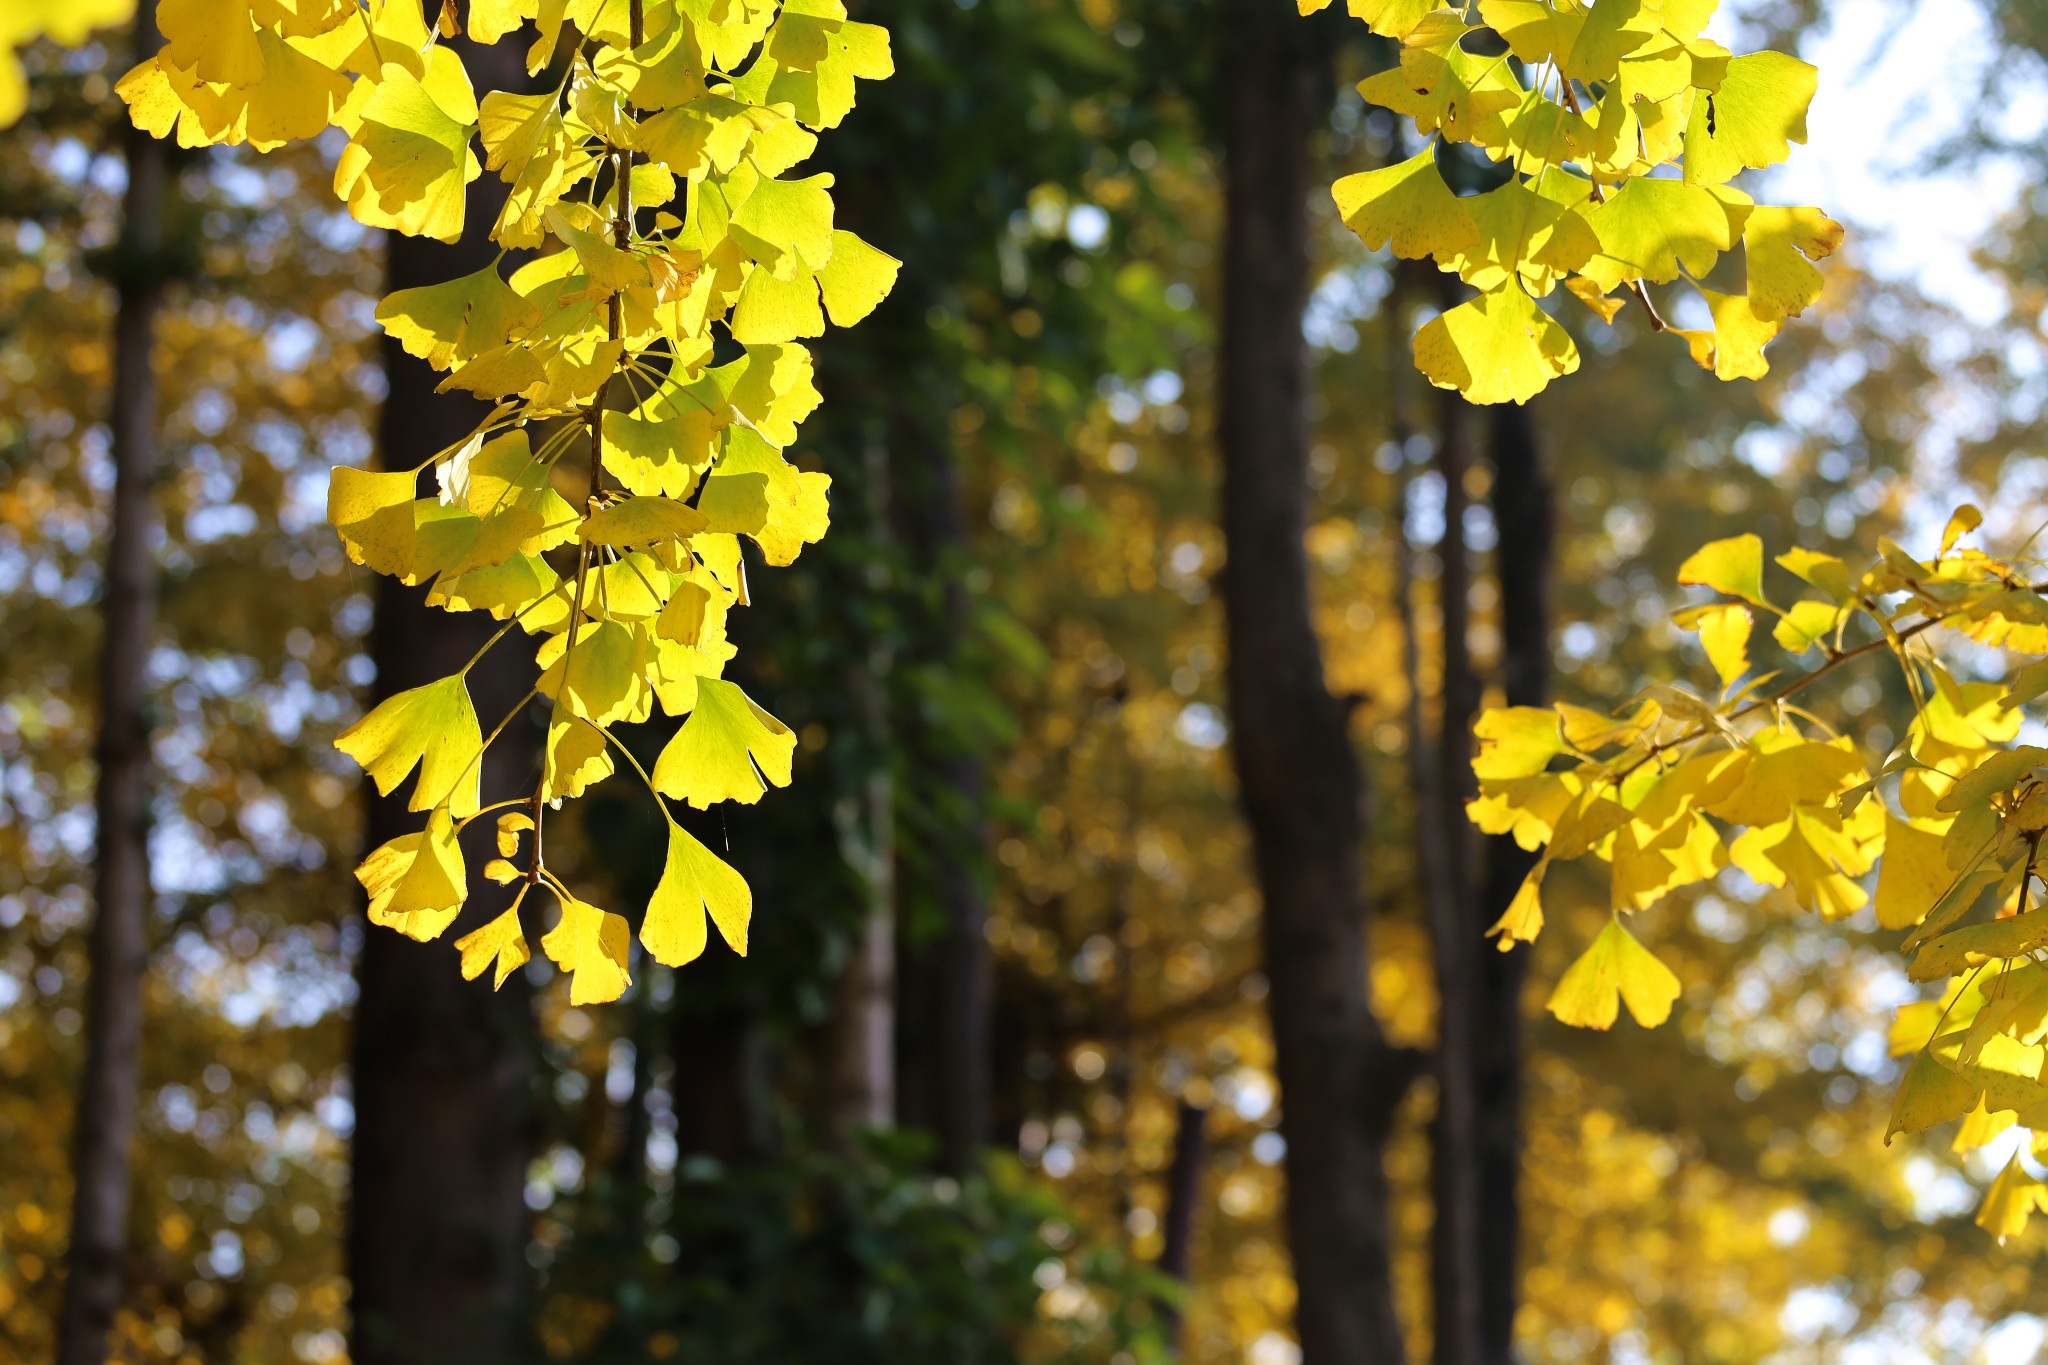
[120,0,897,1004]
[1470,506,2048,1239]
[1,0,136,127]
[1310,0,1843,404]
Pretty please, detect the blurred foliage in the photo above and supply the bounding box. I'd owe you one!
[14,2,2048,1364]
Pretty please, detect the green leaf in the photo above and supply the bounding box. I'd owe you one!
[641,822,752,966]
[652,678,797,809]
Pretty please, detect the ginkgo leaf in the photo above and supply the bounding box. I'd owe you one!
[539,620,650,726]
[455,905,531,988]
[1943,504,1985,555]
[377,263,541,370]
[1413,283,1580,405]
[1487,864,1546,946]
[329,466,419,578]
[730,263,826,344]
[1548,919,1682,1030]
[698,427,831,565]
[581,496,710,548]
[814,230,900,327]
[602,407,723,499]
[1776,547,1851,601]
[1772,599,1842,654]
[1675,602,1751,689]
[1331,147,1480,261]
[334,53,481,243]
[540,894,632,1005]
[652,678,797,808]
[641,821,752,966]
[729,171,837,275]
[544,712,614,801]
[1581,177,1735,292]
[357,808,468,943]
[1471,706,1568,780]
[1336,0,1437,38]
[1885,1049,1977,1142]
[1744,204,1843,321]
[1977,1155,2048,1243]
[334,675,484,818]
[1683,51,1818,187]
[1677,533,1766,604]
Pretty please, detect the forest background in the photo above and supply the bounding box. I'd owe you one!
[14,0,2048,1363]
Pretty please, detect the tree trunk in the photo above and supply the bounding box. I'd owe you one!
[1218,3,1413,1360]
[1472,401,1550,1361]
[1426,389,1484,1365]
[345,35,540,1365]
[55,16,167,1365]
[829,443,897,1140]
[1157,1100,1209,1355]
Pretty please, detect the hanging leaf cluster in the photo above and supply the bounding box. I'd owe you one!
[118,0,898,1004]
[1307,0,1843,404]
[1470,507,2048,1239]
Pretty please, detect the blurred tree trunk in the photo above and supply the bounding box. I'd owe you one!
[1426,389,1484,1365]
[1217,3,1413,1360]
[56,16,166,1365]
[1157,1100,1208,1355]
[830,444,897,1139]
[1472,401,1550,1360]
[345,33,540,1365]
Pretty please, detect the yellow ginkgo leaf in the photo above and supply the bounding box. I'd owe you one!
[1674,601,1751,689]
[1743,204,1843,321]
[334,675,483,818]
[1876,815,1952,931]
[814,229,901,327]
[1487,863,1546,947]
[356,808,468,943]
[653,678,797,809]
[641,821,752,967]
[1676,532,1766,604]
[1683,50,1818,186]
[377,263,540,371]
[540,895,632,1006]
[729,171,837,276]
[1471,706,1569,780]
[333,53,481,243]
[1547,919,1682,1030]
[1413,283,1580,406]
[1331,147,1479,262]
[1885,1049,1978,1143]
[1580,177,1736,292]
[1977,1155,2048,1243]
[455,904,531,989]
[581,496,709,549]
[328,466,420,578]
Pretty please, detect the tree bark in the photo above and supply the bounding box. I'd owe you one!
[1426,389,1484,1365]
[345,34,540,1365]
[1218,3,1413,1360]
[55,16,167,1365]
[1472,401,1550,1361]
[1157,1101,1209,1355]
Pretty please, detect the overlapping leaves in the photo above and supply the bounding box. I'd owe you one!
[1312,0,1843,404]
[1470,507,2048,1237]
[124,0,898,1003]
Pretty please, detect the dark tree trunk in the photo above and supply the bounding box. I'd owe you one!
[1472,401,1550,1361]
[1426,390,1484,1365]
[55,17,167,1365]
[889,419,992,1175]
[345,35,540,1365]
[1218,3,1413,1359]
[1157,1101,1209,1355]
